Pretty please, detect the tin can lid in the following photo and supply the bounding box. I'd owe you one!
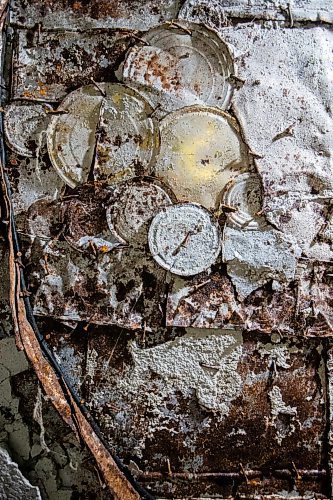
[106,177,176,245]
[4,102,49,157]
[47,83,159,188]
[120,21,234,117]
[148,202,222,276]
[221,173,263,230]
[61,185,121,253]
[26,198,61,241]
[154,105,248,211]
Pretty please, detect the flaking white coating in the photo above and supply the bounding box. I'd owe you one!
[268,385,298,445]
[222,226,301,299]
[179,0,333,25]
[116,330,243,417]
[219,26,333,264]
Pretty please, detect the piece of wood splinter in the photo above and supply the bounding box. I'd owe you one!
[273,123,295,142]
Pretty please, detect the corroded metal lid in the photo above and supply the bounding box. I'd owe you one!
[221,173,263,230]
[148,202,222,276]
[154,105,248,211]
[47,83,159,188]
[61,184,121,253]
[120,20,234,116]
[106,177,176,245]
[4,102,50,157]
[26,198,61,242]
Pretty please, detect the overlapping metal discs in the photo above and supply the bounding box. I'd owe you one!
[6,21,263,277]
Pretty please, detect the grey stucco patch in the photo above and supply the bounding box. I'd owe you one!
[0,447,42,500]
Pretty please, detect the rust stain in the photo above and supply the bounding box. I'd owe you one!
[1,130,141,500]
[2,2,333,497]
[166,272,242,328]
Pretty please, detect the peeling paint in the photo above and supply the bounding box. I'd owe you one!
[268,385,298,446]
[222,226,301,300]
[1,0,333,498]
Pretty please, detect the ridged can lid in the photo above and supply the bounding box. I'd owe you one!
[120,21,234,117]
[148,202,222,276]
[106,177,176,245]
[4,102,49,157]
[154,105,248,211]
[221,173,263,230]
[47,83,159,188]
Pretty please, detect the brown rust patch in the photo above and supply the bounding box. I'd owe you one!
[13,30,135,101]
[76,328,326,498]
[61,183,110,250]
[166,271,243,328]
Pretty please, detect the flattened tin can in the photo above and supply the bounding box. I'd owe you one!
[47,83,159,188]
[153,105,249,211]
[4,102,50,157]
[106,177,176,245]
[221,172,264,230]
[148,202,222,276]
[120,21,234,117]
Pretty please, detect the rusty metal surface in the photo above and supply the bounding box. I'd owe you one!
[5,148,65,217]
[12,29,136,102]
[1,0,333,498]
[46,326,328,498]
[10,0,181,30]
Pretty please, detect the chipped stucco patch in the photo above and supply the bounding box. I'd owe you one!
[127,329,243,416]
[0,447,41,500]
[222,226,301,299]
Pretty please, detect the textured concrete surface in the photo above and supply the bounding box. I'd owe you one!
[0,447,41,500]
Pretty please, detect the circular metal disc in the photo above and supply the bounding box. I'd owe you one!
[4,102,50,157]
[148,203,222,276]
[61,184,120,253]
[26,198,61,241]
[47,83,159,188]
[121,21,234,116]
[154,105,248,211]
[221,173,263,230]
[106,177,176,245]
